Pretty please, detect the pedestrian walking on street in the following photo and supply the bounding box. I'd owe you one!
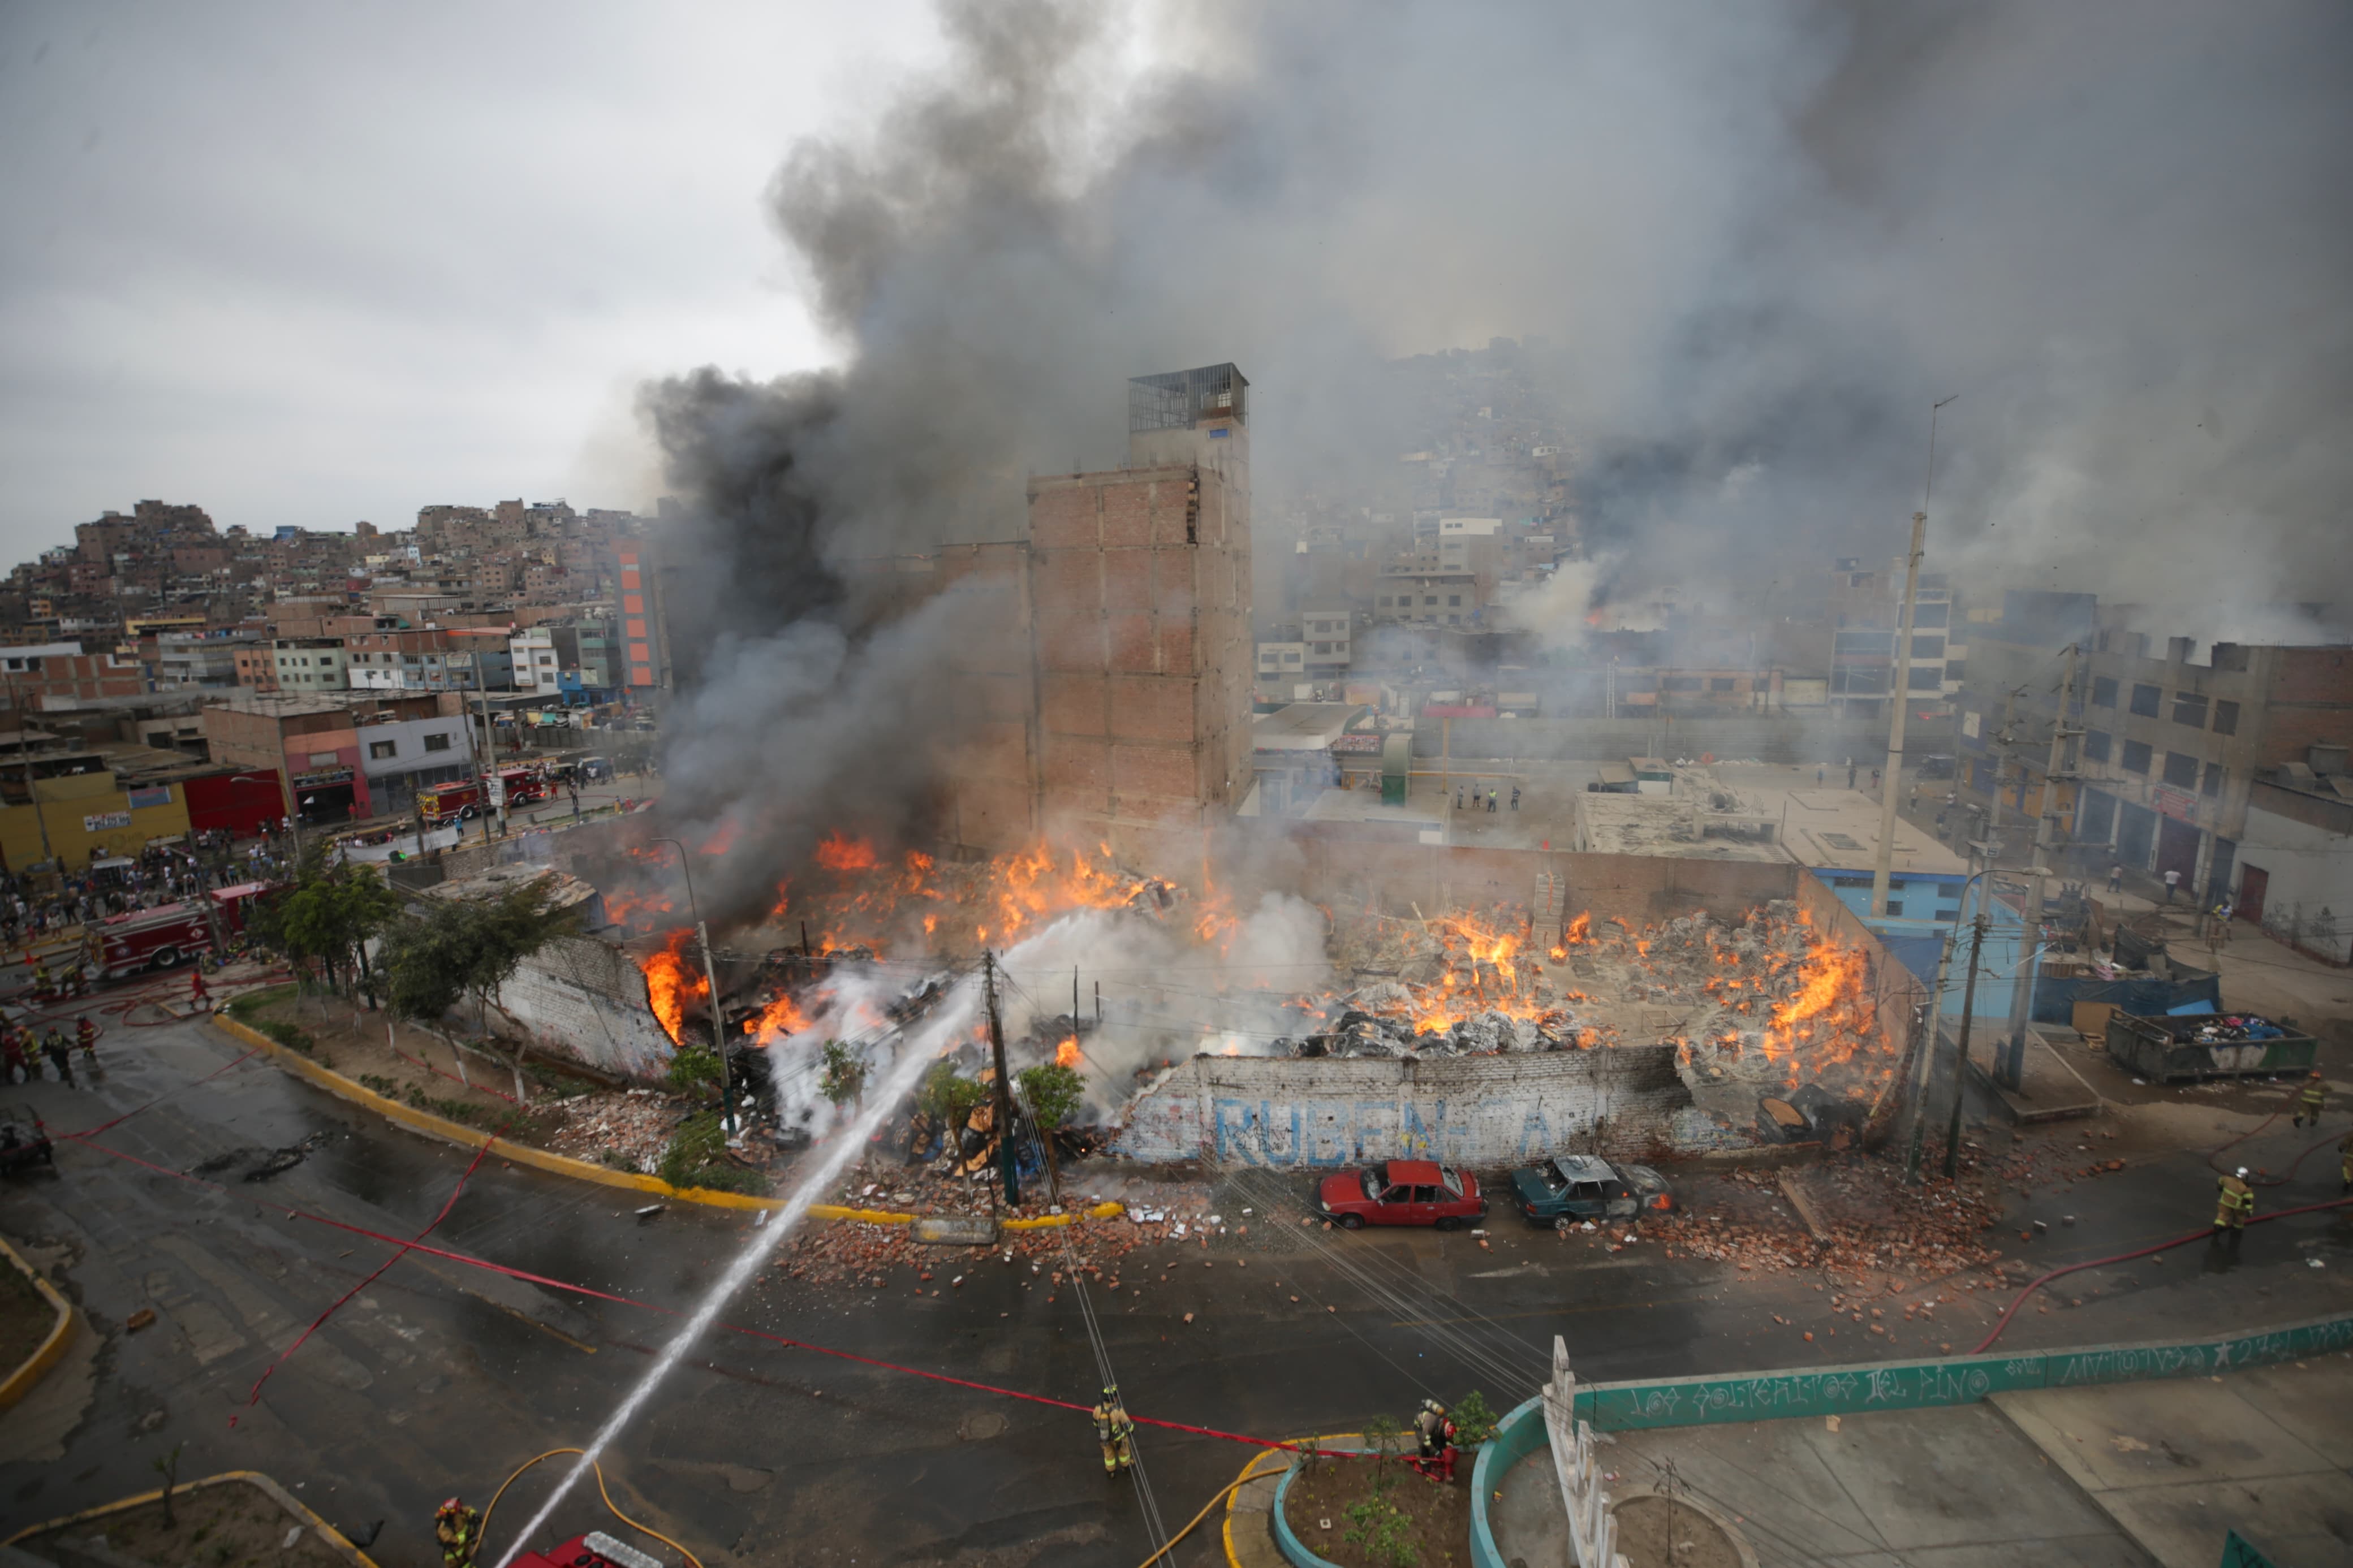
[1871,767,1881,790]
[1486,787,1498,813]
[1846,757,1856,788]
[2213,1167,2253,1245]
[1816,763,1825,785]
[2108,863,2123,894]
[2291,1072,2326,1129]
[2163,868,2181,902]
[1455,786,1464,810]
[41,1029,72,1086]
[1510,784,1520,810]
[74,1016,97,1075]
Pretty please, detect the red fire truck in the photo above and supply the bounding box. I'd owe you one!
[417,767,553,826]
[87,902,214,980]
[82,884,279,982]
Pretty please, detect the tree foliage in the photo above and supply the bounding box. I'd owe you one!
[248,841,400,999]
[1451,1390,1498,1448]
[918,1060,986,1130]
[819,1039,868,1108]
[379,876,581,1027]
[1015,1062,1086,1132]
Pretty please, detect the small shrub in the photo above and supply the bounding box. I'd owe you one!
[1451,1390,1499,1448]
[254,1020,314,1054]
[1344,1476,1417,1568]
[657,1111,769,1195]
[358,1073,398,1096]
[1363,1412,1405,1468]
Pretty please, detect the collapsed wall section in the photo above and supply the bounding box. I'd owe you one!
[499,934,676,1079]
[1113,1044,1692,1167]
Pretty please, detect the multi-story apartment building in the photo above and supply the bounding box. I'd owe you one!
[1960,591,2353,902]
[272,637,349,692]
[1827,557,1966,715]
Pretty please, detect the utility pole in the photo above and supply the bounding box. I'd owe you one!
[1943,912,1989,1180]
[984,951,1020,1207]
[1906,868,1991,1182]
[1999,646,2079,1089]
[697,917,732,1136]
[1873,395,1956,918]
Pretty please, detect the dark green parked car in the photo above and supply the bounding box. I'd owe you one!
[1509,1154,1674,1229]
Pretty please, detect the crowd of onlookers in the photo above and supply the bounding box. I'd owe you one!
[0,830,294,951]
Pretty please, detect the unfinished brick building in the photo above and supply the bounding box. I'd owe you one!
[906,365,1256,866]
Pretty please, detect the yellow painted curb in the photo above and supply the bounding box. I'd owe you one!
[1222,1433,1360,1568]
[0,1234,76,1410]
[1221,1444,1295,1568]
[5,1469,381,1567]
[211,1015,1127,1229]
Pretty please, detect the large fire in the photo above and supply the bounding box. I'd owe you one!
[642,930,707,1046]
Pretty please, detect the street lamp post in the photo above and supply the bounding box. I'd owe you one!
[649,837,734,1136]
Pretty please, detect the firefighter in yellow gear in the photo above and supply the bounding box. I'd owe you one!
[1092,1384,1135,1475]
[29,956,50,998]
[2291,1072,2326,1129]
[2213,1167,2254,1243]
[433,1498,480,1568]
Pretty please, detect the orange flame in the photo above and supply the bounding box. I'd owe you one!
[640,931,706,1046]
[815,832,878,872]
[1055,1037,1082,1069]
[745,992,812,1047]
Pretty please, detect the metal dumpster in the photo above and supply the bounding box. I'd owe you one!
[2103,1012,2317,1082]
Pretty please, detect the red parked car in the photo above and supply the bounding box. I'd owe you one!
[1316,1160,1488,1230]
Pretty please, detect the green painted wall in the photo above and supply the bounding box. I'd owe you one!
[1573,1312,2353,1431]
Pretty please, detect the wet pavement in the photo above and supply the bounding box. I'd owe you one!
[2,1015,2349,1567]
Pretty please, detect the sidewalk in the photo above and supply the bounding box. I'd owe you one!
[1533,1351,2353,1567]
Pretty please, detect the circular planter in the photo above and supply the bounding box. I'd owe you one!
[1272,1443,1483,1568]
[1608,1486,1759,1568]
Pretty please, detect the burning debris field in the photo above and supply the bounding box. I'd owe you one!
[578,830,1906,1165]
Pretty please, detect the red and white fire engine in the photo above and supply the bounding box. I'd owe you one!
[418,767,553,826]
[83,883,278,982]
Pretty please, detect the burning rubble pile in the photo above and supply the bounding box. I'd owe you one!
[1309,900,1890,1097]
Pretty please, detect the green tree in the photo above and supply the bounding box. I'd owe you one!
[1015,1061,1086,1199]
[1450,1390,1498,1448]
[380,875,581,1101]
[917,1061,986,1163]
[1362,1412,1405,1471]
[818,1039,867,1110]
[248,842,401,1005]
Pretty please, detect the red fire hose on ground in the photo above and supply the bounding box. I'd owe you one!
[1971,1191,2353,1354]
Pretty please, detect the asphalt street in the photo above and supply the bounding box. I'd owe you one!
[2,1015,2348,1568]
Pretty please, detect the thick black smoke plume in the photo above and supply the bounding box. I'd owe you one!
[640,0,2353,925]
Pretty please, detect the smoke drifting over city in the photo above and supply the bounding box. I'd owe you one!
[638,0,2353,920]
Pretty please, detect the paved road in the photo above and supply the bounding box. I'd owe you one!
[3,1017,2348,1567]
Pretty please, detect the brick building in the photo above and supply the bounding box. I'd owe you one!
[202,692,371,824]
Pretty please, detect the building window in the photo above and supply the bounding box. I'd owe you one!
[2171,692,2208,728]
[1943,660,1967,681]
[424,733,453,752]
[2082,729,2111,763]
[2128,683,2161,718]
[369,740,397,761]
[2161,751,2199,789]
[2121,740,2152,775]
[1424,596,1438,607]
[2212,699,2239,735]
[1313,642,1331,655]
[1447,595,1462,607]
[1709,677,1735,692]
[2201,761,2225,798]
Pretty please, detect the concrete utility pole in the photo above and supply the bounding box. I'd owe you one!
[1872,395,1957,918]
[1943,912,1990,1180]
[984,951,1020,1207]
[1904,866,1995,1183]
[1999,645,2079,1090]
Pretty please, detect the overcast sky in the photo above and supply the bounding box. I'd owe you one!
[0,1,941,555]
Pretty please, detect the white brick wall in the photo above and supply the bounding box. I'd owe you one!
[498,935,675,1079]
[1113,1046,1690,1166]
